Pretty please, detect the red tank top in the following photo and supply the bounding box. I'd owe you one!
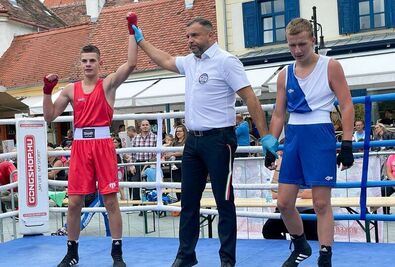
[73,79,113,127]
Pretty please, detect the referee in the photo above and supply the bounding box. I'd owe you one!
[131,17,278,267]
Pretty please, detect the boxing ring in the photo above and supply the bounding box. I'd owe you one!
[0,93,395,266]
[2,236,395,266]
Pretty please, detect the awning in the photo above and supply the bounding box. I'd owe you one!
[0,92,29,118]
[20,66,282,114]
[133,77,185,106]
[338,52,395,89]
[27,91,73,115]
[21,95,42,108]
[267,50,395,92]
[245,66,281,89]
[115,79,159,108]
[132,66,281,106]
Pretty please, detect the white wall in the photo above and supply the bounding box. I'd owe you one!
[299,0,340,41]
[0,18,35,57]
[230,2,245,52]
[225,0,250,55]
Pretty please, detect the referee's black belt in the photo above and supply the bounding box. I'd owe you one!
[188,126,235,137]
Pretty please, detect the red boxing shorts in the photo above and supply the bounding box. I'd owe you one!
[68,127,118,195]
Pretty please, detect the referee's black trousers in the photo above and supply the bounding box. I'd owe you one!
[175,127,237,265]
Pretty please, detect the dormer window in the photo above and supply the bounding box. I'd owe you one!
[8,0,19,8]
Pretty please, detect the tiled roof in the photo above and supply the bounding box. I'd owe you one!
[92,0,217,74]
[44,0,84,8]
[0,0,66,29]
[104,0,152,8]
[0,24,91,88]
[50,3,90,26]
[0,3,6,12]
[0,0,217,89]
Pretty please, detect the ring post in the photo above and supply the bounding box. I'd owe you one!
[16,118,49,235]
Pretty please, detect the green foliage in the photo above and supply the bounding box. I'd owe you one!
[354,104,365,122]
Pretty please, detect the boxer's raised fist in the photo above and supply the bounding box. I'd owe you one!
[126,12,138,35]
[43,74,58,95]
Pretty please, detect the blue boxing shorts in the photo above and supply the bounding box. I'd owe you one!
[279,123,337,187]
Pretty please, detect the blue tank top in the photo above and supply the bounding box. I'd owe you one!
[286,55,335,125]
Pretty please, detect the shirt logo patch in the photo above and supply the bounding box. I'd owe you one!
[82,129,95,138]
[77,97,86,102]
[288,88,295,94]
[109,182,117,189]
[199,73,209,84]
[325,176,333,181]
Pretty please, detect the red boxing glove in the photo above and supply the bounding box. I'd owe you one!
[43,76,58,95]
[126,12,138,35]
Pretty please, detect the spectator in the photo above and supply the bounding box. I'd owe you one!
[165,124,187,202]
[379,109,394,126]
[330,110,343,142]
[372,123,394,151]
[113,137,127,200]
[161,134,174,177]
[330,110,342,132]
[0,159,18,212]
[129,120,157,201]
[245,116,260,140]
[235,114,250,157]
[353,120,365,142]
[126,126,137,140]
[170,119,182,137]
[118,124,126,134]
[48,147,68,191]
[163,134,174,146]
[262,150,318,240]
[61,129,73,148]
[381,154,395,214]
[373,123,394,141]
[125,125,137,197]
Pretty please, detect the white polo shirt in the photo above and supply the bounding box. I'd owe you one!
[176,42,250,131]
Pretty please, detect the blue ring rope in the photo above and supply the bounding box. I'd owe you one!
[336,139,395,149]
[334,92,395,105]
[335,180,395,188]
[280,139,395,151]
[359,96,372,220]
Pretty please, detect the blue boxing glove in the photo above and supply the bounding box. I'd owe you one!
[260,134,279,169]
[132,25,144,43]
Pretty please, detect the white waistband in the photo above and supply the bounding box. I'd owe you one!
[288,110,331,125]
[74,126,111,140]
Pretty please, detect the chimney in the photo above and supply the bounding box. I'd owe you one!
[86,0,106,22]
[185,0,194,9]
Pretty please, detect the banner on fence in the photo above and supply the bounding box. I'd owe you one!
[233,156,382,241]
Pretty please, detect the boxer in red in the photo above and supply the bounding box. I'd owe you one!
[43,12,138,267]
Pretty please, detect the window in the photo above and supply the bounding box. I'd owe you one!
[260,0,286,43]
[359,0,385,30]
[8,0,19,7]
[243,0,299,48]
[338,0,395,34]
